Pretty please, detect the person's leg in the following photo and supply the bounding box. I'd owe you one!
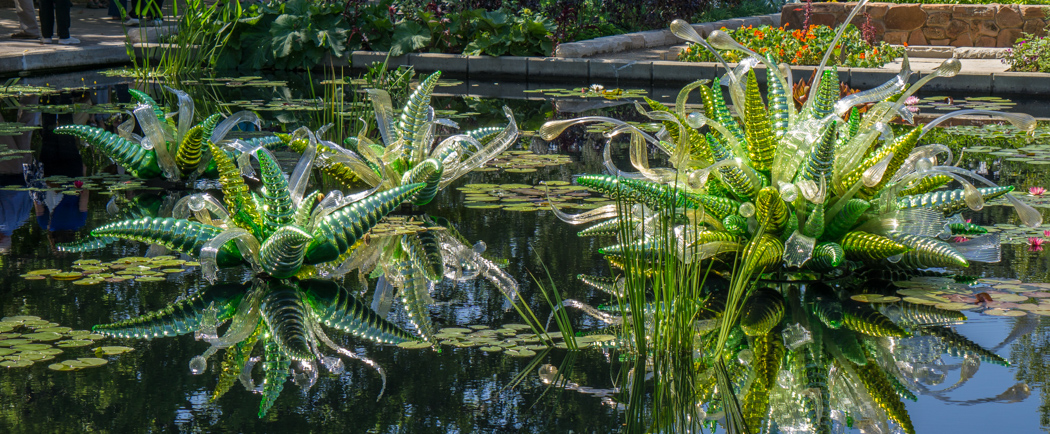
[39,0,55,39]
[56,0,71,39]
[14,0,42,38]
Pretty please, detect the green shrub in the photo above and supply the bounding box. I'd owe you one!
[1002,33,1050,73]
[678,24,902,68]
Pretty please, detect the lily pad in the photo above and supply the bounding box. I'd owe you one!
[94,346,134,356]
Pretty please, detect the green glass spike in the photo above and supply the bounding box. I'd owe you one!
[697,194,742,222]
[398,260,437,342]
[897,186,1014,216]
[578,217,635,237]
[843,300,910,337]
[808,241,845,271]
[256,148,295,235]
[797,120,837,183]
[90,217,243,266]
[754,187,789,233]
[175,114,222,175]
[919,325,1009,366]
[805,283,843,329]
[56,236,118,253]
[802,202,826,239]
[822,198,871,241]
[401,158,443,206]
[258,340,291,418]
[743,234,784,274]
[302,279,418,344]
[260,282,313,361]
[705,133,757,200]
[210,142,265,238]
[53,124,161,179]
[948,222,987,235]
[212,320,264,402]
[900,174,952,196]
[701,83,746,145]
[723,214,748,237]
[399,71,442,163]
[304,182,425,264]
[891,233,968,268]
[855,361,916,434]
[740,287,785,336]
[827,327,866,365]
[401,229,444,282]
[810,67,838,120]
[743,69,775,173]
[879,302,966,327]
[92,282,247,338]
[128,89,165,121]
[841,231,911,262]
[258,225,313,279]
[765,53,791,136]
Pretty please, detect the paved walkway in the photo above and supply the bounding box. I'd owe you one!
[0,6,1036,96]
[0,6,130,74]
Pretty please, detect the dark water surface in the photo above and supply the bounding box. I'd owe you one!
[1,70,1049,433]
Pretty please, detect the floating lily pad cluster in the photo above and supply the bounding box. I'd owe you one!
[458,181,614,211]
[398,325,609,356]
[21,256,198,285]
[477,150,573,174]
[523,86,648,99]
[913,96,1018,113]
[891,276,1050,317]
[0,315,132,371]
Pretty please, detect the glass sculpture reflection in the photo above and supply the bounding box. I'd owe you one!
[93,278,416,417]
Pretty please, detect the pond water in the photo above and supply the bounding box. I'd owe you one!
[1,69,1050,433]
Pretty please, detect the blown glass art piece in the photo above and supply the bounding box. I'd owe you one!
[282,71,520,205]
[54,87,269,181]
[79,130,424,281]
[542,0,1040,279]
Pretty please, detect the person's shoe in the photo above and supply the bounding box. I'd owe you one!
[11,32,39,40]
[123,18,139,26]
[58,37,80,45]
[39,37,53,44]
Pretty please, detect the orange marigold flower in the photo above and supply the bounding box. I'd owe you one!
[903,42,909,47]
[859,53,866,59]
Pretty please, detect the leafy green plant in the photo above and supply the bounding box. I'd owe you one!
[1002,33,1050,73]
[679,23,903,68]
[215,0,350,70]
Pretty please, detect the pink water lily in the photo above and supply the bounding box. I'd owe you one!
[951,236,970,243]
[1044,230,1050,238]
[1029,237,1045,252]
[1030,186,1046,196]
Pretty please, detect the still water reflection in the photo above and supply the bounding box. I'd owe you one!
[0,74,1047,433]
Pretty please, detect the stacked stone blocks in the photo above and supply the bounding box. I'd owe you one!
[781,2,1048,48]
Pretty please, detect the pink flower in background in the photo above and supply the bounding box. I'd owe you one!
[904,96,920,113]
[73,180,84,188]
[1029,237,1045,252]
[951,236,970,243]
[1044,230,1050,238]
[1030,186,1046,196]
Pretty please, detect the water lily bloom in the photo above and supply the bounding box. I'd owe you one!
[1030,186,1045,196]
[1044,230,1050,238]
[1029,237,1045,252]
[951,236,970,243]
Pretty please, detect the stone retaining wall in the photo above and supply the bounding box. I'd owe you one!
[781,2,1048,48]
